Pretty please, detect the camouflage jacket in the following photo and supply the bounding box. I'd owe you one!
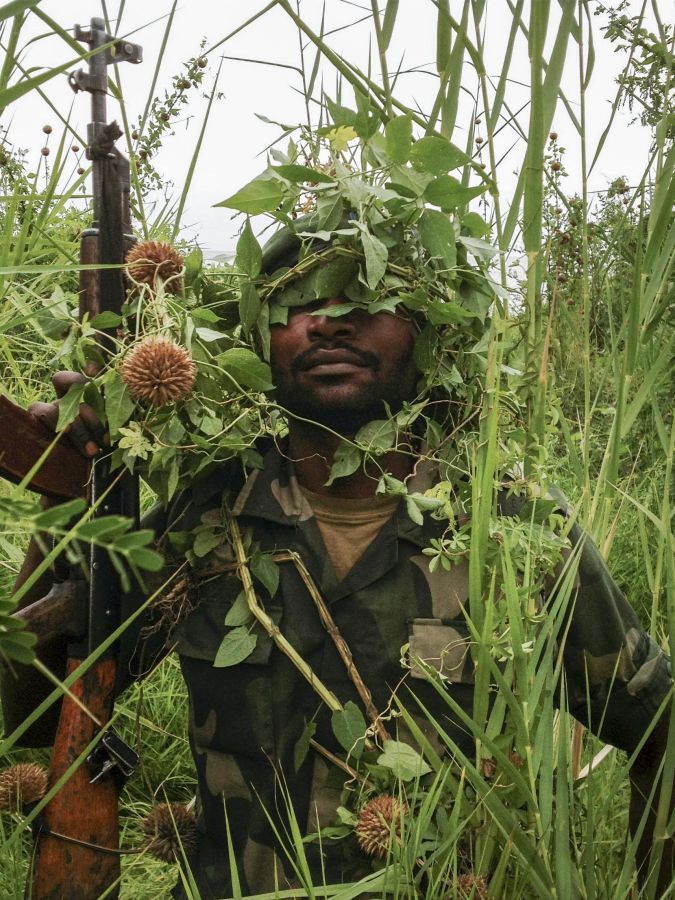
[135,444,671,899]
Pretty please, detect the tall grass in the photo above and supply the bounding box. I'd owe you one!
[0,1,672,898]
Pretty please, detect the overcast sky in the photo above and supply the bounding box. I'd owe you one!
[5,1,660,258]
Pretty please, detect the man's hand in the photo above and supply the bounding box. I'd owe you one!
[29,371,106,459]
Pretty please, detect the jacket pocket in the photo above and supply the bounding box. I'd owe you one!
[408,617,474,683]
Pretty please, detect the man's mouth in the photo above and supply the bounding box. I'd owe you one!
[293,346,377,374]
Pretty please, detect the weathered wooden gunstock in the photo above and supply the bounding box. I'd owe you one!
[0,396,88,499]
[14,582,87,650]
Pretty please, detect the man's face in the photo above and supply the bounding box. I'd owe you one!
[270,298,419,433]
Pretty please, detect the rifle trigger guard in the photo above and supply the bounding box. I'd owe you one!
[87,729,139,788]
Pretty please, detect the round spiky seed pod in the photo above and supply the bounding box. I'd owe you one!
[355,795,407,859]
[121,337,196,407]
[141,802,198,863]
[125,240,184,294]
[0,763,48,812]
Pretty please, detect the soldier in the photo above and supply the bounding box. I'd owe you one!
[4,220,673,898]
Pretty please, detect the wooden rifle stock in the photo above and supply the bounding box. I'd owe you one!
[26,19,142,900]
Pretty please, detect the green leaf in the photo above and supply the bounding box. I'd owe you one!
[184,248,203,292]
[193,529,222,558]
[378,739,432,781]
[224,590,253,627]
[195,327,230,342]
[331,701,367,759]
[218,348,274,391]
[418,209,457,270]
[77,516,130,541]
[56,382,85,432]
[326,443,361,486]
[458,235,499,260]
[213,627,257,667]
[271,164,335,184]
[105,374,135,437]
[462,211,491,238]
[294,720,317,772]
[410,136,467,175]
[424,175,486,210]
[33,498,86,528]
[385,115,412,164]
[238,282,261,333]
[360,229,388,289]
[0,0,42,21]
[215,176,285,215]
[355,419,396,452]
[235,219,262,278]
[250,551,280,597]
[90,311,122,329]
[128,547,164,572]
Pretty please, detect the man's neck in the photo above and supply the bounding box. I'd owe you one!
[287,419,413,499]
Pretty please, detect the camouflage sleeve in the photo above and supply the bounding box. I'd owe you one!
[561,520,672,753]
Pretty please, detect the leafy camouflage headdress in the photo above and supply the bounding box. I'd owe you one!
[217,113,501,434]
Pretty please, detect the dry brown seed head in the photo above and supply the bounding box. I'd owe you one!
[197,57,207,68]
[125,240,184,294]
[122,337,196,407]
[41,147,50,156]
[475,136,484,145]
[77,167,86,175]
[141,802,198,863]
[42,125,52,135]
[355,794,407,859]
[71,145,80,153]
[549,131,558,141]
[0,763,48,812]
[551,161,561,172]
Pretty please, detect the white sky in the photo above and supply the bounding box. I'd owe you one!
[3,1,661,259]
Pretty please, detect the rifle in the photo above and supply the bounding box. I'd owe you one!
[0,19,142,899]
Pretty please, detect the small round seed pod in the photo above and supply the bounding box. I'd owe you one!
[71,145,80,153]
[0,763,48,812]
[551,161,561,172]
[126,240,184,295]
[141,802,198,863]
[475,136,484,145]
[121,337,196,407]
[355,795,407,859]
[549,131,558,141]
[41,147,50,157]
[197,57,207,68]
[77,167,86,175]
[42,124,52,135]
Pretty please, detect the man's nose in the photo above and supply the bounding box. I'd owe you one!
[306,298,356,339]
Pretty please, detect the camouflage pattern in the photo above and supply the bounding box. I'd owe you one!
[138,445,672,899]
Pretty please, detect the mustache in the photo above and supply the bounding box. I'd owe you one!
[291,342,380,374]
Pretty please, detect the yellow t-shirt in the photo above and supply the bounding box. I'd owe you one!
[299,487,399,581]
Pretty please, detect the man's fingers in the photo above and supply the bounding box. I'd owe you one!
[67,417,100,458]
[29,401,59,433]
[52,370,88,398]
[29,400,102,458]
[78,402,107,447]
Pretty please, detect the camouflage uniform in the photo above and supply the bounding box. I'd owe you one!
[133,444,671,898]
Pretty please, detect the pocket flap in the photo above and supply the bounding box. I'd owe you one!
[408,617,473,683]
